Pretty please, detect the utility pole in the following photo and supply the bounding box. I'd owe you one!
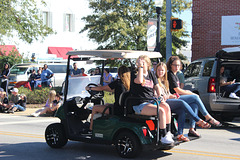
[166,0,172,62]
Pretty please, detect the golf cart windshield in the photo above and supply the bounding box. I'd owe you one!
[67,75,101,99]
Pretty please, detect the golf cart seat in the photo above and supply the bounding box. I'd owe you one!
[119,91,158,121]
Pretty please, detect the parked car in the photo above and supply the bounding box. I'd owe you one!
[183,47,240,122]
[8,63,71,89]
[8,63,41,88]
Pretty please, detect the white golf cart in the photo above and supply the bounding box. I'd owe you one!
[45,50,177,158]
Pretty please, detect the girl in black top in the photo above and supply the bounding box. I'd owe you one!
[1,63,10,93]
[86,65,130,131]
[167,56,221,137]
[29,69,37,90]
[130,55,174,145]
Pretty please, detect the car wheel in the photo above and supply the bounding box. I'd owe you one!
[45,123,68,148]
[115,131,142,158]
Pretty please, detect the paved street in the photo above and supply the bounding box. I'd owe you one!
[0,113,240,160]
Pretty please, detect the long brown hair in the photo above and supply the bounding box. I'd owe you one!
[166,56,181,71]
[118,65,130,91]
[156,62,169,92]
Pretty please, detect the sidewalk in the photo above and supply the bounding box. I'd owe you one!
[7,104,44,116]
[13,108,41,116]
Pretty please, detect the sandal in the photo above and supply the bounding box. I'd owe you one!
[206,118,222,127]
[177,134,190,142]
[196,120,211,129]
[188,130,201,138]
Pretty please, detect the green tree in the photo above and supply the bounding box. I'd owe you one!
[0,48,28,70]
[0,0,54,44]
[80,0,191,63]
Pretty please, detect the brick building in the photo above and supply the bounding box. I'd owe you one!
[192,0,240,61]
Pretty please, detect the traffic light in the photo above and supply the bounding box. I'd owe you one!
[171,19,183,30]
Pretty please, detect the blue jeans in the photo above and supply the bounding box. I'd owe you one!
[221,84,240,94]
[13,104,26,111]
[41,81,50,87]
[179,94,209,128]
[166,99,201,135]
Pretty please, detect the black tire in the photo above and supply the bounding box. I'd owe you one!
[45,123,68,148]
[115,131,142,158]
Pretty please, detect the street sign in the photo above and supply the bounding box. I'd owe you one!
[147,19,157,51]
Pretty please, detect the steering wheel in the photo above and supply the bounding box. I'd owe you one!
[86,83,104,98]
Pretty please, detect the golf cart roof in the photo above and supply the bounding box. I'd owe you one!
[216,46,240,60]
[66,50,162,59]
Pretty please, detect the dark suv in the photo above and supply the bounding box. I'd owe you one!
[183,47,240,121]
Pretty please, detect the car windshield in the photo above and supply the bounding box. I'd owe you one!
[48,64,70,73]
[10,66,28,75]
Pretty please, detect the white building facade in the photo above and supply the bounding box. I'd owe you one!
[4,0,97,59]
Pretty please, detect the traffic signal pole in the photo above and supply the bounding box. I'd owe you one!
[166,0,172,62]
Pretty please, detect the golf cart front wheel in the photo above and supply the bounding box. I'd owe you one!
[45,123,68,148]
[115,131,142,158]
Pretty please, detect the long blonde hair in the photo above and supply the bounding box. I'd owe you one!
[136,55,151,71]
[118,65,130,91]
[156,62,169,92]
[49,90,56,102]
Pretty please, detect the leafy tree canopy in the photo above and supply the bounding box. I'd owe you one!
[0,0,54,44]
[80,0,191,64]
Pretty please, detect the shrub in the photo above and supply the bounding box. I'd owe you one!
[16,86,113,104]
[17,87,62,104]
[17,87,50,104]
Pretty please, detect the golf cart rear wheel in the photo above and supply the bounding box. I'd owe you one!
[45,123,68,148]
[115,131,142,158]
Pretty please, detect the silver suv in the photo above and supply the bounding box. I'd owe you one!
[183,47,240,121]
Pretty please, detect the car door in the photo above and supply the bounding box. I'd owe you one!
[184,61,202,92]
[211,48,240,114]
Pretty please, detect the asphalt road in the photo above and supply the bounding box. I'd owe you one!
[0,113,240,160]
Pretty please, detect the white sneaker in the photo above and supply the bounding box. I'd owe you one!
[166,131,174,138]
[31,112,40,117]
[229,93,240,99]
[161,133,174,144]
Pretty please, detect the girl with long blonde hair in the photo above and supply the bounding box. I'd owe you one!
[31,90,57,117]
[129,55,174,145]
[156,62,211,142]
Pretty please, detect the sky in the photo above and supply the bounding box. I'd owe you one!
[177,9,192,43]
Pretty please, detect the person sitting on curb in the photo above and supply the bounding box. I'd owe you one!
[31,92,62,117]
[7,94,27,113]
[5,88,20,112]
[0,91,9,113]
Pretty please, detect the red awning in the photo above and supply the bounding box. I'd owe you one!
[0,45,19,56]
[48,47,74,59]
